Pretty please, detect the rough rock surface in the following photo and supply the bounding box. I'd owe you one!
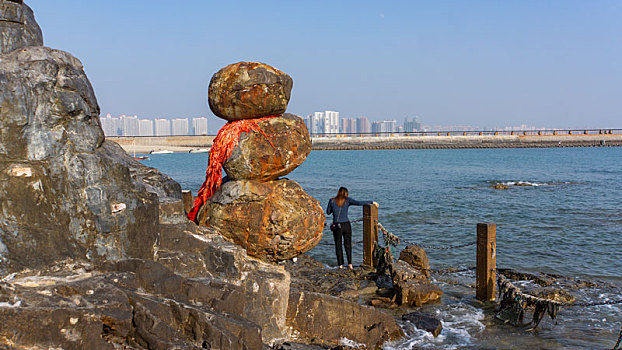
[196,179,324,262]
[156,223,291,341]
[224,113,311,181]
[208,61,293,121]
[0,3,43,54]
[390,261,443,307]
[399,244,431,278]
[0,261,264,349]
[287,288,404,349]
[0,46,162,273]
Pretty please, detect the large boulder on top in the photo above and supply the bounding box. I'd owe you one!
[0,46,166,274]
[196,179,324,262]
[208,61,293,121]
[0,2,43,54]
[223,113,311,181]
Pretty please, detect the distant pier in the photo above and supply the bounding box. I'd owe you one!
[109,129,622,153]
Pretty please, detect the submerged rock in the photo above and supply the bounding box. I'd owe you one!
[224,113,311,181]
[401,312,443,337]
[0,2,43,54]
[208,61,293,121]
[196,179,324,262]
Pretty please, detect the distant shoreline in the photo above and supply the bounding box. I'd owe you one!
[108,133,622,154]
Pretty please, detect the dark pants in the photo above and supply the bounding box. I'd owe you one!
[332,221,352,266]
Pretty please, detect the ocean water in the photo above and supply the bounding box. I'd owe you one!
[141,147,622,349]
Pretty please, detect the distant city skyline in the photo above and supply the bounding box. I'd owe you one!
[101,114,208,137]
[30,1,622,130]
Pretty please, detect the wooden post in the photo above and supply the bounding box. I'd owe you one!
[362,204,378,267]
[476,223,496,301]
[181,190,193,215]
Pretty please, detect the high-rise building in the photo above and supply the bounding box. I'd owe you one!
[340,118,357,134]
[154,119,171,136]
[403,117,422,132]
[100,113,122,136]
[324,111,339,134]
[372,120,397,133]
[356,116,371,133]
[192,117,208,135]
[171,118,189,136]
[121,114,140,136]
[304,112,325,135]
[138,119,153,136]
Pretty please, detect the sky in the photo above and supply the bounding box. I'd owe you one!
[27,0,622,131]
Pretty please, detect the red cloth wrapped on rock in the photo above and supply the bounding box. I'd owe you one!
[187,115,277,222]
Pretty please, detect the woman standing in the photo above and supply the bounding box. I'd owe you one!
[326,187,378,270]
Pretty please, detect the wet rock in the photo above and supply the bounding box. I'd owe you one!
[224,113,311,181]
[287,288,404,349]
[492,184,509,189]
[399,245,431,278]
[390,261,443,307]
[401,312,443,337]
[208,61,293,121]
[533,288,576,303]
[196,179,324,262]
[0,46,161,274]
[0,2,43,54]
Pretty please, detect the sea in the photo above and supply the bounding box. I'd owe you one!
[141,147,621,349]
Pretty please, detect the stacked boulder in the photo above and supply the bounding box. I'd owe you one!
[195,62,325,263]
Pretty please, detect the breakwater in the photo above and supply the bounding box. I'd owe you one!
[110,131,622,153]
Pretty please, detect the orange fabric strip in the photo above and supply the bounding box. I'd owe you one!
[187,115,278,222]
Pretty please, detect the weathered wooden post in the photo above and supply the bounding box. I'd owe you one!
[476,223,496,301]
[363,204,379,267]
[181,190,193,215]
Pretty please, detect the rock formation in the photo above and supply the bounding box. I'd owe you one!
[0,4,403,348]
[224,113,311,181]
[391,246,443,307]
[196,179,323,261]
[0,1,42,54]
[208,61,293,121]
[194,62,324,263]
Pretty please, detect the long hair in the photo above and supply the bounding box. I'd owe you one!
[334,187,348,207]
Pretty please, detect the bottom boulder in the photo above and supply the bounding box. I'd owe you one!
[196,179,324,262]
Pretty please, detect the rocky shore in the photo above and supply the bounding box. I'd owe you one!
[0,5,424,348]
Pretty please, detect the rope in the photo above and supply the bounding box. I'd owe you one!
[613,324,622,350]
[429,266,476,275]
[403,240,476,250]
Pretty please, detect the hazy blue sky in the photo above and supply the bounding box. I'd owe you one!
[28,1,621,130]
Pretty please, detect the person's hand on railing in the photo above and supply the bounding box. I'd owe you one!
[373,201,379,208]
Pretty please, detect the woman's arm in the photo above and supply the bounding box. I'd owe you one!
[326,199,333,214]
[347,197,373,206]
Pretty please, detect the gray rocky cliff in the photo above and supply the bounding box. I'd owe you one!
[0,2,43,54]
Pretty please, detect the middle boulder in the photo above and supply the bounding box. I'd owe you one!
[223,113,311,181]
